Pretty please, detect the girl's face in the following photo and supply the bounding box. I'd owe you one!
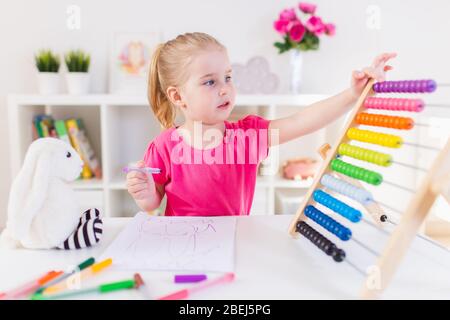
[178,48,236,125]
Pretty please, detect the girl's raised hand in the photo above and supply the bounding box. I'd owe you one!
[351,52,397,98]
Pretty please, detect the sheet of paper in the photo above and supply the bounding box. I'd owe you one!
[100,212,237,272]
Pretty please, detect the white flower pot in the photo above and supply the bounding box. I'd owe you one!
[37,72,61,95]
[289,50,303,94]
[66,72,90,95]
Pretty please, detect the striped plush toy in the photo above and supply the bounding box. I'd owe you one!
[57,208,103,250]
[1,138,103,250]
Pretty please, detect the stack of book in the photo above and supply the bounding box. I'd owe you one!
[32,114,102,180]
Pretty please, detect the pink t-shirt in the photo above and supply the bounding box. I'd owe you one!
[143,115,271,216]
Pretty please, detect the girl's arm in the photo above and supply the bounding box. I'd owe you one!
[269,52,397,146]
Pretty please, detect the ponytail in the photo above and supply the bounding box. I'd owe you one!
[148,44,175,129]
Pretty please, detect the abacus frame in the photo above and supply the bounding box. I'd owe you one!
[288,78,450,299]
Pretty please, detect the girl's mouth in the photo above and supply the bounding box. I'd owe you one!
[217,101,230,109]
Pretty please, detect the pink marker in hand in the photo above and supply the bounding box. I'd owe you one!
[123,166,161,174]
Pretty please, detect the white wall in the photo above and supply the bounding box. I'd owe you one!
[1,0,450,226]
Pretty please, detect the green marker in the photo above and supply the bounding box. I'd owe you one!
[31,279,136,300]
[35,257,95,294]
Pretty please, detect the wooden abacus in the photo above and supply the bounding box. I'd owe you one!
[288,78,450,299]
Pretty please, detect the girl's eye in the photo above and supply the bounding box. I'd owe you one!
[225,75,232,82]
[66,151,71,158]
[204,80,215,86]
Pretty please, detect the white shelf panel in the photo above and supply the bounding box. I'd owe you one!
[109,181,127,190]
[9,94,146,106]
[257,175,313,188]
[70,178,104,189]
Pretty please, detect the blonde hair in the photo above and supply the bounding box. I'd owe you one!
[148,32,226,129]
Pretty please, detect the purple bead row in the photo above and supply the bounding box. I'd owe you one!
[373,80,437,93]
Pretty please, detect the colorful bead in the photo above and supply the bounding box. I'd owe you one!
[373,79,437,93]
[330,159,383,186]
[296,221,346,262]
[320,174,374,205]
[304,205,352,241]
[356,113,414,130]
[347,128,403,148]
[313,189,362,223]
[338,143,392,167]
[364,97,424,112]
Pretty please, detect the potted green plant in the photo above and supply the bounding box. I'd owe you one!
[64,50,91,94]
[35,49,61,94]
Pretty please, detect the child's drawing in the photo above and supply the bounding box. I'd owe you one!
[100,212,236,272]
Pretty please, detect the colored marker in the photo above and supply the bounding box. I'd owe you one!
[122,166,161,174]
[134,273,153,300]
[43,258,113,295]
[0,270,63,300]
[35,257,95,294]
[32,279,136,300]
[158,272,235,300]
[174,274,207,283]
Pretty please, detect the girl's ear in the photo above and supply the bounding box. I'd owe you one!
[166,86,186,109]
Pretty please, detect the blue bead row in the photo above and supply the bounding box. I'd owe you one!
[304,205,352,241]
[313,190,362,223]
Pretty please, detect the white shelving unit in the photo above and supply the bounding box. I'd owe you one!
[8,93,329,217]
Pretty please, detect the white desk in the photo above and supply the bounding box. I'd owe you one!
[1,214,450,299]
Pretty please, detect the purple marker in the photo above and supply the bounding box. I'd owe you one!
[174,274,207,283]
[123,166,161,174]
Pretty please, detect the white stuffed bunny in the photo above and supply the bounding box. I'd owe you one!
[1,137,103,250]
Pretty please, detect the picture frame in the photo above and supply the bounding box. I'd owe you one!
[108,31,162,95]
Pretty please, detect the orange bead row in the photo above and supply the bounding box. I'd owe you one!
[355,113,414,130]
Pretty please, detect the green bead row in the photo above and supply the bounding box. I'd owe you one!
[330,159,383,186]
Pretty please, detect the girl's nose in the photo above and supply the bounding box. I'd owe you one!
[219,87,228,96]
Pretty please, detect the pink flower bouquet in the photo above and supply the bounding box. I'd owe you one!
[274,2,335,53]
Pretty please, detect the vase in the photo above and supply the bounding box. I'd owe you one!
[66,72,91,95]
[36,72,61,95]
[289,49,303,94]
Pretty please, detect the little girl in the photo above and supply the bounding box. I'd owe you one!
[126,32,395,216]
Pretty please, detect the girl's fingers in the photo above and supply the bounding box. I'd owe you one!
[127,171,147,180]
[373,52,397,69]
[128,174,148,182]
[128,183,149,194]
[384,65,394,72]
[136,160,145,168]
[127,177,148,187]
[373,52,396,66]
[362,67,378,79]
[352,70,365,79]
[372,53,386,66]
[134,190,153,200]
[363,66,387,82]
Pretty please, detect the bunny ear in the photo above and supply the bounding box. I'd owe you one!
[8,140,52,240]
